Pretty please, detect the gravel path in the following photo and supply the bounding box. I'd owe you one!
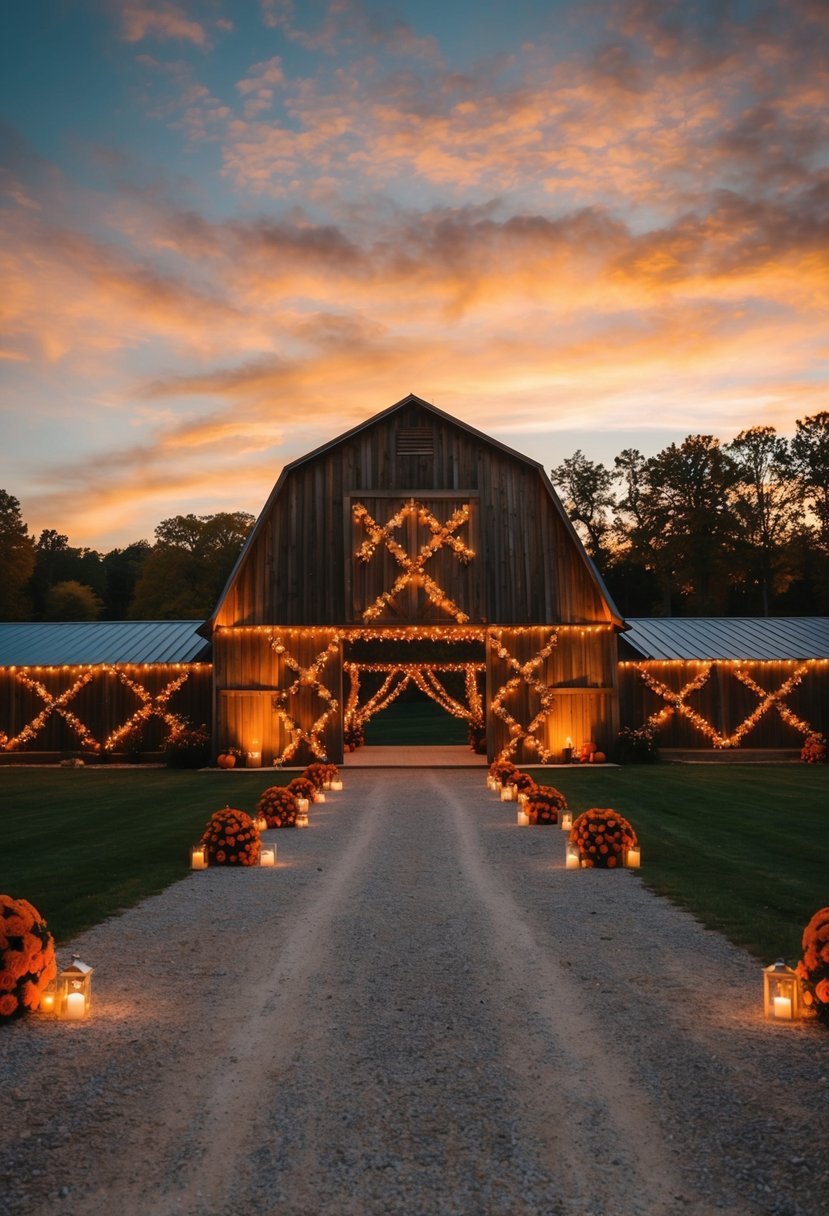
[1,769,827,1216]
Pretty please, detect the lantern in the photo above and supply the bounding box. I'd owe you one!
[254,815,268,832]
[56,955,93,1020]
[763,960,801,1021]
[190,844,208,870]
[565,842,581,869]
[625,846,641,869]
[296,800,310,828]
[560,811,573,832]
[516,807,529,827]
[486,776,497,791]
[259,844,277,867]
[500,785,514,802]
[316,792,326,803]
[246,747,262,767]
[330,779,343,791]
[38,981,57,1015]
[563,736,573,763]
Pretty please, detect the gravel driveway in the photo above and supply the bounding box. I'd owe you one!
[1,768,827,1216]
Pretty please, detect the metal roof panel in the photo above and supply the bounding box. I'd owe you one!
[622,617,829,661]
[0,621,211,667]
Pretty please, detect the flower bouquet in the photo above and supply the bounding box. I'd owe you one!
[200,808,260,866]
[800,734,827,764]
[287,776,317,803]
[256,786,300,828]
[796,907,829,1026]
[489,759,518,788]
[302,762,329,790]
[0,895,57,1021]
[568,808,638,868]
[526,785,567,826]
[512,771,537,796]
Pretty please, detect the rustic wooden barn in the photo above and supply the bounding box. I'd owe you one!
[208,394,624,765]
[0,621,211,762]
[619,618,829,754]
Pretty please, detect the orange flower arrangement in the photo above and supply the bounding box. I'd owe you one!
[795,907,829,1026]
[526,785,567,826]
[568,808,638,868]
[800,734,827,764]
[287,776,317,803]
[489,760,518,788]
[511,771,537,795]
[200,808,260,866]
[256,786,300,829]
[0,894,57,1021]
[302,762,330,790]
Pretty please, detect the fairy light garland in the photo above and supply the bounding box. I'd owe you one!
[637,661,816,748]
[489,629,559,763]
[343,662,485,731]
[102,669,191,752]
[270,634,340,764]
[6,669,99,751]
[353,499,474,623]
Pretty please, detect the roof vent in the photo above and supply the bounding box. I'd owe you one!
[396,427,434,456]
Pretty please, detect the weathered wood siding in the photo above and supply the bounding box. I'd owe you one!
[618,660,828,749]
[216,400,614,629]
[0,665,211,757]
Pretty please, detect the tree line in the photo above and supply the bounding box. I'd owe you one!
[551,412,829,616]
[0,410,826,622]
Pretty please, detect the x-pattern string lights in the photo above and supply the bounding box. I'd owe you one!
[270,634,340,764]
[637,661,815,748]
[353,499,474,623]
[344,662,485,731]
[5,669,99,751]
[102,669,191,752]
[489,629,559,763]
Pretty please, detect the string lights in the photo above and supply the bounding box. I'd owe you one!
[6,670,99,751]
[353,499,474,623]
[343,662,485,732]
[489,629,560,764]
[270,633,340,764]
[636,661,816,748]
[101,669,191,752]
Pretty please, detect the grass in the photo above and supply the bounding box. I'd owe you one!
[1,763,826,962]
[365,698,467,746]
[526,763,829,963]
[0,768,290,943]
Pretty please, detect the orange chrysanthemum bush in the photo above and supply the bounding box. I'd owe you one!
[526,785,567,826]
[490,760,518,788]
[568,808,638,869]
[287,776,317,803]
[200,808,260,866]
[302,762,329,790]
[800,734,827,764]
[796,907,829,1027]
[512,771,537,795]
[0,895,57,1022]
[256,786,300,829]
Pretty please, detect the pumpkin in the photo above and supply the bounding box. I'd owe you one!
[217,753,236,769]
[593,751,606,763]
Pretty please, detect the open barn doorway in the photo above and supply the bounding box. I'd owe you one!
[342,633,488,765]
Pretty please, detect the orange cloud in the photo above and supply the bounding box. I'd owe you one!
[120,3,210,48]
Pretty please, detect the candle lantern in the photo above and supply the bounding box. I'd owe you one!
[254,815,268,832]
[38,981,57,1015]
[516,807,530,827]
[763,960,801,1021]
[56,955,93,1020]
[563,736,573,763]
[246,748,262,768]
[191,844,208,870]
[565,841,581,869]
[500,785,514,802]
[560,811,573,832]
[316,791,326,803]
[330,779,343,791]
[486,776,497,791]
[259,844,277,867]
[625,846,641,869]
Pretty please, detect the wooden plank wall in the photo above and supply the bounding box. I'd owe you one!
[618,661,828,748]
[487,627,618,763]
[0,665,211,756]
[214,628,343,764]
[216,401,614,628]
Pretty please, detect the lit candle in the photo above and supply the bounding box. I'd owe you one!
[39,991,56,1014]
[316,792,326,803]
[247,750,262,767]
[565,737,572,748]
[331,780,343,791]
[254,815,268,831]
[65,991,85,1020]
[297,797,309,814]
[259,845,276,867]
[626,847,641,869]
[500,786,514,802]
[560,812,573,832]
[773,995,793,1020]
[191,846,207,870]
[516,808,529,826]
[566,844,580,869]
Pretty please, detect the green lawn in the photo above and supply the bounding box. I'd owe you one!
[365,698,468,745]
[0,769,290,943]
[526,764,828,963]
[1,764,826,963]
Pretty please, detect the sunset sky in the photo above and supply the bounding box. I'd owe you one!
[2,0,828,550]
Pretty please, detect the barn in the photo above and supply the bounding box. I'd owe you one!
[208,394,623,766]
